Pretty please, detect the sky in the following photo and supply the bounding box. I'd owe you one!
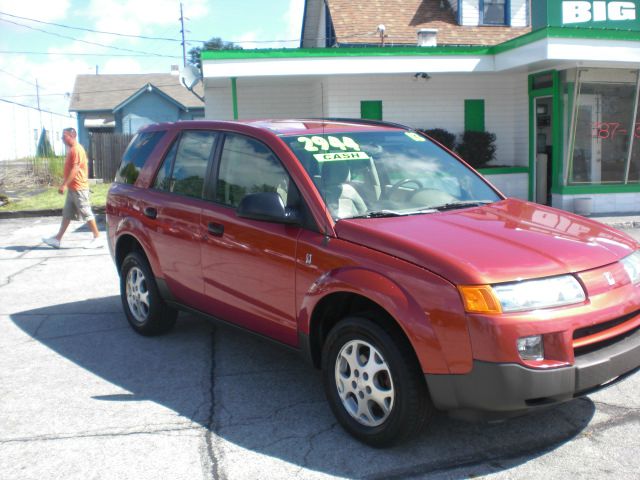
[0,0,305,119]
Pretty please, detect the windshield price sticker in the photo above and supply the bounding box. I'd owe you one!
[314,152,371,162]
[405,132,426,142]
[298,135,361,152]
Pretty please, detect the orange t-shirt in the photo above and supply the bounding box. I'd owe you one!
[64,142,89,191]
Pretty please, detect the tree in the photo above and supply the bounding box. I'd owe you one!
[188,37,242,70]
[36,127,54,158]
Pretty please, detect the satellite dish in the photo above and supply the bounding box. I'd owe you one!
[179,65,202,90]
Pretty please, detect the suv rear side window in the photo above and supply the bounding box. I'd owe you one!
[215,133,290,208]
[153,130,217,198]
[115,131,166,184]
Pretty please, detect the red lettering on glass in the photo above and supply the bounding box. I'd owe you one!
[592,122,640,139]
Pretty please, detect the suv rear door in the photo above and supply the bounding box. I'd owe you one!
[199,132,302,345]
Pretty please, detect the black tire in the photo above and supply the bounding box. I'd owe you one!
[119,251,177,336]
[321,316,433,447]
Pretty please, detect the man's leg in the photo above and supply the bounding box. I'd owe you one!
[86,218,100,239]
[55,218,71,241]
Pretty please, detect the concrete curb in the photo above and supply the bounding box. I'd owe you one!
[0,206,106,220]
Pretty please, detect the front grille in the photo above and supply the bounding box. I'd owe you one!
[573,310,640,341]
[574,325,640,357]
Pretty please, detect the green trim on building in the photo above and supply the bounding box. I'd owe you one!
[360,100,383,120]
[464,99,485,132]
[478,167,529,175]
[552,184,640,195]
[231,77,238,120]
[202,27,640,63]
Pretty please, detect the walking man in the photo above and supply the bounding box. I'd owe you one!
[43,128,101,249]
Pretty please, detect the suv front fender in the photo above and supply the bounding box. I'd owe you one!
[298,266,468,375]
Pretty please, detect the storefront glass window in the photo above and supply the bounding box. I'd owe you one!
[568,69,640,185]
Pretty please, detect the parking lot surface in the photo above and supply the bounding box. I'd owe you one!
[1,216,639,480]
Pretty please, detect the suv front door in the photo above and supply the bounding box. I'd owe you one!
[200,133,301,345]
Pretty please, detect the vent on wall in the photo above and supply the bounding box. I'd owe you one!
[417,28,438,47]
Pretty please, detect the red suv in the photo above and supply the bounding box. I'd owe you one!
[107,119,640,446]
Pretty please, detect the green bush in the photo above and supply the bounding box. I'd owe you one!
[455,131,497,169]
[418,128,456,150]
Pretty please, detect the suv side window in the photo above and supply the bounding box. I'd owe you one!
[216,134,290,208]
[153,130,217,198]
[115,131,166,184]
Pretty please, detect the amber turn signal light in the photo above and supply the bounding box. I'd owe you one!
[458,285,502,314]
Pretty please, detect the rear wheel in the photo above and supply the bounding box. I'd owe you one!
[120,252,177,336]
[321,316,433,447]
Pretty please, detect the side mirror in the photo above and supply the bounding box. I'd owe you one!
[237,192,299,224]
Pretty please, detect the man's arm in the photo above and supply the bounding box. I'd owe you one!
[59,149,80,194]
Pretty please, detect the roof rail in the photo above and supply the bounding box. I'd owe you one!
[309,117,413,130]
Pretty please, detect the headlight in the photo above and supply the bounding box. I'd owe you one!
[492,275,585,312]
[621,250,640,285]
[459,274,585,314]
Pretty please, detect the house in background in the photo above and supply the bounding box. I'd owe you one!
[202,0,640,215]
[69,73,204,149]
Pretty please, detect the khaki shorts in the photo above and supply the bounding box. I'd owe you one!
[63,189,95,222]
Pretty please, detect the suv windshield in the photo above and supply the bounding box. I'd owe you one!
[282,130,501,220]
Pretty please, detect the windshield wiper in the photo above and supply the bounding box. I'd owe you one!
[351,210,406,219]
[427,200,494,212]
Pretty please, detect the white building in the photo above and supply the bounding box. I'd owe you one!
[0,101,74,161]
[201,0,640,215]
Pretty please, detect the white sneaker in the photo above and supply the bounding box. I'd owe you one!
[42,236,60,249]
[83,237,103,249]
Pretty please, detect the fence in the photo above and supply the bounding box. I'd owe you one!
[90,132,134,182]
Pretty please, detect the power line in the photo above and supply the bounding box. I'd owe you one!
[0,10,183,42]
[0,17,179,58]
[0,50,180,58]
[0,98,72,118]
[0,10,304,45]
[0,67,39,88]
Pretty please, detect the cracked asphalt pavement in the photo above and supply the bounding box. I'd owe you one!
[1,216,639,480]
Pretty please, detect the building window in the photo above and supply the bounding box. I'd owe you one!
[567,69,640,185]
[481,0,508,26]
[361,101,383,120]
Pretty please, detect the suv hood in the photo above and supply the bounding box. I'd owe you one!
[334,199,638,285]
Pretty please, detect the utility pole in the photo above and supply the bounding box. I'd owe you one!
[180,3,187,66]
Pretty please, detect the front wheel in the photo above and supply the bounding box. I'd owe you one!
[321,316,433,447]
[120,252,177,336]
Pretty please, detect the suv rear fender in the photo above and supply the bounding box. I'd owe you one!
[114,216,162,279]
[299,266,463,374]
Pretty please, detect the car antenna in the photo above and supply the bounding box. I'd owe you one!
[321,81,331,245]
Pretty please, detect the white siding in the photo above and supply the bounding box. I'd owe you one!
[484,172,528,199]
[204,78,323,120]
[510,0,529,27]
[461,0,480,26]
[204,73,530,167]
[552,193,640,215]
[324,73,529,166]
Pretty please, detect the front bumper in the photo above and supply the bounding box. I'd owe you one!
[425,325,640,421]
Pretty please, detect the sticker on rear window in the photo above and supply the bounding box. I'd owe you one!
[405,132,426,142]
[297,136,361,152]
[313,152,371,162]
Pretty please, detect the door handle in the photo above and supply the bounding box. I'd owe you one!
[207,222,224,236]
[143,207,157,219]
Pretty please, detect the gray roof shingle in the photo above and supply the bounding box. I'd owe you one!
[69,73,204,112]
